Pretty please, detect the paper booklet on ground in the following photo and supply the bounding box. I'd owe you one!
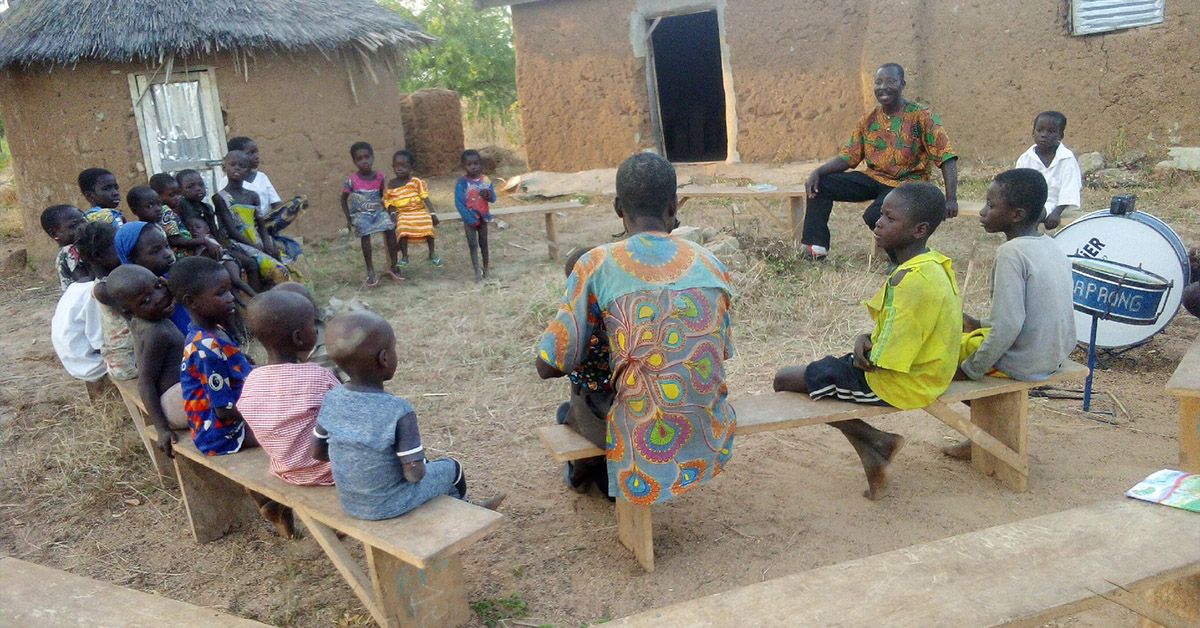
[1125,469,1200,513]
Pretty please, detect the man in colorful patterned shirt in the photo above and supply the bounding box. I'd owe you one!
[536,153,736,507]
[800,63,959,260]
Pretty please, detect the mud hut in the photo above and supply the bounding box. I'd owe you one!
[0,0,437,267]
[486,0,1199,172]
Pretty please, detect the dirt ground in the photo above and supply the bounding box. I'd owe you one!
[2,163,1198,627]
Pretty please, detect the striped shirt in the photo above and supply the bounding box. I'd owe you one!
[236,362,338,485]
[384,177,434,239]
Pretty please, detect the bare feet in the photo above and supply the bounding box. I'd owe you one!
[941,439,972,461]
[259,501,296,538]
[773,364,810,393]
[474,493,507,510]
[845,431,905,501]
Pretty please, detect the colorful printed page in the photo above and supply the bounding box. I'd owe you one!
[1125,469,1200,513]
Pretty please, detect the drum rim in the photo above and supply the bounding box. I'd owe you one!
[1069,256,1172,290]
[1065,209,1191,284]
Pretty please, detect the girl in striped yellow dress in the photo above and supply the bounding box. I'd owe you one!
[384,150,442,267]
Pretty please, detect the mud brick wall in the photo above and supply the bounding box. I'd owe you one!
[399,88,466,177]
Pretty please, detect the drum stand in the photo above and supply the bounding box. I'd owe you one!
[1082,314,1102,411]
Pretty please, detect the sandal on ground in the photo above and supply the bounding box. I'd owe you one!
[396,259,409,267]
[799,244,828,262]
[365,273,379,287]
[428,257,443,267]
[387,267,405,280]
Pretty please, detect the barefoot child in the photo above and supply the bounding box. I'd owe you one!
[454,149,496,281]
[311,311,503,519]
[773,182,961,500]
[1015,111,1081,230]
[384,150,441,269]
[76,221,137,381]
[168,256,294,535]
[213,151,291,287]
[340,142,400,285]
[271,282,347,382]
[553,245,614,498]
[96,265,188,456]
[78,168,125,225]
[177,169,262,294]
[944,168,1076,459]
[535,153,737,507]
[237,290,337,485]
[227,136,307,247]
[41,204,90,291]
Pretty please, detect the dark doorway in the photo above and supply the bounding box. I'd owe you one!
[650,10,727,162]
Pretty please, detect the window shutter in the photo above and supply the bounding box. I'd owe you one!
[1072,0,1165,35]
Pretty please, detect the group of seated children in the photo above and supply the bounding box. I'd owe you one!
[341,144,496,285]
[537,152,1076,506]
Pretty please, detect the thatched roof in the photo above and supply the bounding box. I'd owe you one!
[0,0,438,68]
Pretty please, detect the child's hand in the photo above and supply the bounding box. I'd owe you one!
[852,333,875,371]
[962,313,982,333]
[402,459,426,483]
[156,427,178,458]
[430,213,440,227]
[203,239,222,257]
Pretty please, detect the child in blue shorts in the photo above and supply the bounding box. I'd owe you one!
[311,310,504,520]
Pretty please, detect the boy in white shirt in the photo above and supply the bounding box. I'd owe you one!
[1015,111,1082,230]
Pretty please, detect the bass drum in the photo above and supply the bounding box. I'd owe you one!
[1054,209,1190,348]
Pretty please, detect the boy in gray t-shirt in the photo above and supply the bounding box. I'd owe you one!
[946,168,1076,459]
[311,310,503,520]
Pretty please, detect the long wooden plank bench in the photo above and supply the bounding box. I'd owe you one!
[0,556,272,627]
[434,200,585,261]
[607,498,1200,627]
[538,360,1087,571]
[112,378,502,628]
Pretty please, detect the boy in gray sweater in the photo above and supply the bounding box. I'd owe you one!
[945,168,1076,458]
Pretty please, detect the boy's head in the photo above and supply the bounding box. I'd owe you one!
[614,153,677,227]
[392,150,415,178]
[351,141,374,172]
[40,204,86,247]
[101,263,175,322]
[873,182,947,250]
[116,221,174,276]
[184,216,211,239]
[167,256,235,324]
[149,173,182,210]
[272,281,319,312]
[227,136,260,169]
[1032,111,1066,152]
[326,310,397,382]
[223,151,252,183]
[127,185,164,223]
[246,290,318,358]
[75,221,121,276]
[981,168,1048,233]
[78,168,121,209]
[461,149,482,178]
[563,244,598,277]
[175,169,207,203]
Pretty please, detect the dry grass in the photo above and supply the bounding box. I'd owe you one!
[2,169,1198,627]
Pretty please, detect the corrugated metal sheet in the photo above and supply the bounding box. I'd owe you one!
[1072,0,1165,35]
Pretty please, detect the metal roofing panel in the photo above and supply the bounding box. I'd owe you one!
[1072,0,1165,35]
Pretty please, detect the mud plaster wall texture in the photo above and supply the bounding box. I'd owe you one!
[511,0,1200,172]
[399,88,466,177]
[1,49,406,268]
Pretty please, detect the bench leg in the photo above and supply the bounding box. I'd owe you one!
[966,391,1028,491]
[367,546,470,628]
[298,513,390,627]
[116,384,174,486]
[616,498,654,572]
[544,212,559,261]
[1179,397,1200,473]
[173,455,248,543]
[1135,573,1200,628]
[788,195,804,246]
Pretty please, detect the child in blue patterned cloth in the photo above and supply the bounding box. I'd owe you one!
[311,310,504,520]
[78,168,126,226]
[340,141,400,286]
[555,245,614,498]
[41,204,91,291]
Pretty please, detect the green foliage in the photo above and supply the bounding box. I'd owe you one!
[470,593,531,628]
[384,0,517,121]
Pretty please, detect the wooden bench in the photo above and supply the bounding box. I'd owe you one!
[434,200,584,261]
[111,378,503,628]
[1165,333,1200,473]
[606,498,1200,627]
[676,184,807,244]
[0,556,272,627]
[538,361,1087,571]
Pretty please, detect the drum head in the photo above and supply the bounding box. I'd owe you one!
[1055,210,1189,347]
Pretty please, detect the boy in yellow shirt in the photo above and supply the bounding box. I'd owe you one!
[773,182,961,500]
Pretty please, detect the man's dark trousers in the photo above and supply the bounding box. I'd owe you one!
[802,171,895,249]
